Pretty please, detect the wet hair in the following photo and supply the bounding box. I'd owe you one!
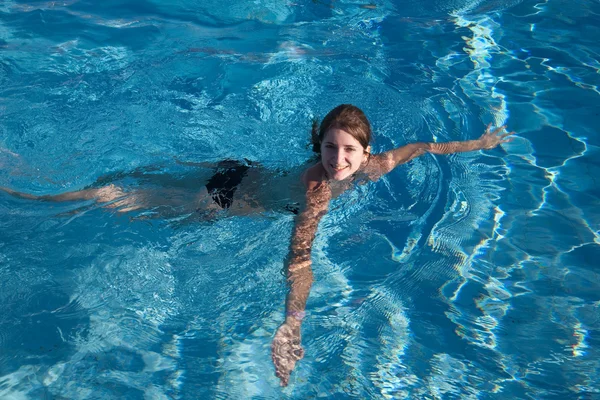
[311,104,372,154]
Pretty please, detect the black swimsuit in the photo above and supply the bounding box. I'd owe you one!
[205,160,250,209]
[204,160,299,214]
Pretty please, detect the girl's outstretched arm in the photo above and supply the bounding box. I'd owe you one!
[367,124,515,178]
[271,176,332,387]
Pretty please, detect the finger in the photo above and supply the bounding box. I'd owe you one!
[499,131,516,139]
[277,372,289,386]
[492,125,507,135]
[275,367,288,381]
[486,123,492,133]
[501,137,515,143]
[293,348,304,360]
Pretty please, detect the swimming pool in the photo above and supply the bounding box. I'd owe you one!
[1,0,599,398]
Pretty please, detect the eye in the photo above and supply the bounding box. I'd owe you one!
[324,144,335,149]
[345,147,356,152]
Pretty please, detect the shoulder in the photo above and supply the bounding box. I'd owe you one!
[359,153,394,181]
[301,163,328,192]
[300,163,332,211]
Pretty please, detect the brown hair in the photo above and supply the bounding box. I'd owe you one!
[311,104,372,154]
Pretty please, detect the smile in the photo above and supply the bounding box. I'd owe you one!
[331,165,348,172]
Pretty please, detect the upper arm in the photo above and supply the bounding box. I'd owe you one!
[288,179,331,264]
[365,143,430,180]
[301,163,325,190]
[301,175,331,219]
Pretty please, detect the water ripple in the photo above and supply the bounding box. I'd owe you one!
[1,0,599,397]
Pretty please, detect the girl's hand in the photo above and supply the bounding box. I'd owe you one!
[271,321,304,386]
[478,124,516,150]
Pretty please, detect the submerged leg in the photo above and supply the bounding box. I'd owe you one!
[0,184,141,212]
[0,186,39,200]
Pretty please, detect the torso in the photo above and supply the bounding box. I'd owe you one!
[215,156,386,215]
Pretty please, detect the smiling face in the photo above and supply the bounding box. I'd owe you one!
[321,128,370,181]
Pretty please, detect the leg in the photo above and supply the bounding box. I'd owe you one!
[0,186,39,200]
[0,184,140,211]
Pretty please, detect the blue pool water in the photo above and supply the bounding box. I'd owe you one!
[1,0,599,398]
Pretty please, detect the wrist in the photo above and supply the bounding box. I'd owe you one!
[285,310,306,327]
[471,139,485,150]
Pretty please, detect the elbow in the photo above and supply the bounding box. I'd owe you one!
[418,142,432,153]
[405,143,430,158]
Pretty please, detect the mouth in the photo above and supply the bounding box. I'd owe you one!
[330,165,348,172]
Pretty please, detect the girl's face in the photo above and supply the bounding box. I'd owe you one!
[320,128,370,181]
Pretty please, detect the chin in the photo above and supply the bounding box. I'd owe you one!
[329,169,353,181]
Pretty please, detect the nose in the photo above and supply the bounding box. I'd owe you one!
[333,148,345,164]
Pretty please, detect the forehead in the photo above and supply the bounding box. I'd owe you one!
[322,128,363,147]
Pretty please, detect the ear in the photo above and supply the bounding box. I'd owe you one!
[363,146,371,162]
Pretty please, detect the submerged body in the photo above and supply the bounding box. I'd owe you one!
[1,160,308,219]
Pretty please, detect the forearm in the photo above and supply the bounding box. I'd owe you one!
[284,264,313,324]
[426,139,483,154]
[370,137,487,179]
[387,139,483,167]
[284,215,319,322]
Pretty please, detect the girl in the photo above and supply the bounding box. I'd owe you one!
[0,104,514,386]
[270,104,514,386]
